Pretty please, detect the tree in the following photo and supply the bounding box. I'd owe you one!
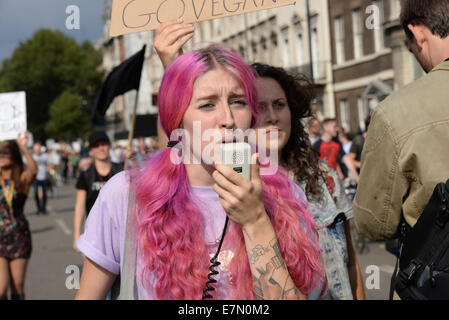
[0,29,103,141]
[45,91,91,140]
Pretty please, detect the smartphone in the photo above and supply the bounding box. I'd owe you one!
[220,142,251,180]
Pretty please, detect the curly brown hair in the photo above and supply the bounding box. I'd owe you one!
[251,63,324,199]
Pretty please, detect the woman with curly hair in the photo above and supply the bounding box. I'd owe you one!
[251,63,365,300]
[0,133,37,300]
[154,20,365,300]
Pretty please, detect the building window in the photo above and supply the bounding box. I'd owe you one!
[352,8,364,59]
[310,16,319,80]
[357,96,368,132]
[389,0,401,20]
[373,0,385,51]
[334,16,345,64]
[294,21,304,66]
[339,99,350,132]
[281,27,290,68]
[238,45,245,59]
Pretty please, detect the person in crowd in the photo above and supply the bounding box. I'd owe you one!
[308,117,322,146]
[354,0,449,239]
[338,128,353,155]
[48,148,61,198]
[0,132,37,300]
[72,131,123,253]
[79,141,92,172]
[32,143,49,215]
[152,21,365,300]
[348,116,371,174]
[70,151,79,179]
[313,119,359,182]
[61,150,69,184]
[75,45,326,300]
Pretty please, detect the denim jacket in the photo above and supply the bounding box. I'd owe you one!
[298,165,354,300]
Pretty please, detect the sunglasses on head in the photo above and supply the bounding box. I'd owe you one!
[0,150,11,158]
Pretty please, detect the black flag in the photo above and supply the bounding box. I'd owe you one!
[91,45,146,125]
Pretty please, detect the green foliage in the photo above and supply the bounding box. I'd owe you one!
[45,91,91,140]
[0,29,103,141]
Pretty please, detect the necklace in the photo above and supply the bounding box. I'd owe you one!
[0,177,15,209]
[96,165,112,183]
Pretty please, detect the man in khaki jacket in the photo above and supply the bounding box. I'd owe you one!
[354,0,449,241]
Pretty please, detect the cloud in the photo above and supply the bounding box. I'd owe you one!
[0,0,105,63]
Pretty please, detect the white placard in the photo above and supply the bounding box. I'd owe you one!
[0,91,27,141]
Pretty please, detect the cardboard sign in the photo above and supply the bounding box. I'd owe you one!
[0,91,27,141]
[110,0,296,37]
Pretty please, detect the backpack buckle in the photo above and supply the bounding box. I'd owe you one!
[400,260,422,284]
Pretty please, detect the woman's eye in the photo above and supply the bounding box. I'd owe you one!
[231,100,247,107]
[274,102,286,109]
[199,104,214,110]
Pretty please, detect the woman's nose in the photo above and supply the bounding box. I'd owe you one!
[219,104,235,129]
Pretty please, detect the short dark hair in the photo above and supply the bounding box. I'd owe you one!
[400,0,449,40]
[321,118,337,127]
[88,131,111,149]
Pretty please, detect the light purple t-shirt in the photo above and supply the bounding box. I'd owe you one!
[77,171,310,300]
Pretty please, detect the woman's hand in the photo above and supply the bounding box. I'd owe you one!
[154,19,194,69]
[16,131,29,151]
[212,153,267,229]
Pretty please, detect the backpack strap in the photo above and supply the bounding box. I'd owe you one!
[111,182,138,300]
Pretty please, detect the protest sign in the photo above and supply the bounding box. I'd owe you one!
[110,0,296,37]
[0,91,27,141]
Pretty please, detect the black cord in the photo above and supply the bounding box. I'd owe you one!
[202,216,229,300]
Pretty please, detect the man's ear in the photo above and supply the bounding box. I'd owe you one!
[408,24,426,48]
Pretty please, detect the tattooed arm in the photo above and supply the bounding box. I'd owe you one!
[243,216,306,300]
[213,155,306,300]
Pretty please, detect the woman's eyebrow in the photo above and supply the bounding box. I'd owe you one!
[229,93,247,99]
[194,94,218,102]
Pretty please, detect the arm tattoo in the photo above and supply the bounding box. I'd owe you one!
[250,237,300,300]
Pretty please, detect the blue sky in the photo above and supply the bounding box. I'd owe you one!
[0,0,110,63]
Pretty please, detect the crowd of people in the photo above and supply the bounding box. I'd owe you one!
[1,0,448,301]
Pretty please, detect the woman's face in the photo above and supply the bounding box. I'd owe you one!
[0,148,13,169]
[254,77,292,155]
[181,66,252,164]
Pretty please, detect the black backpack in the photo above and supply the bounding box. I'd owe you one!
[390,179,449,300]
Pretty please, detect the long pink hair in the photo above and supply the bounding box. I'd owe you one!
[134,45,325,299]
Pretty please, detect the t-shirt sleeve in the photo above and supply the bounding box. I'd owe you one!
[76,171,130,275]
[75,171,88,191]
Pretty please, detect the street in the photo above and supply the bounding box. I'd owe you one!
[24,178,83,300]
[22,178,396,300]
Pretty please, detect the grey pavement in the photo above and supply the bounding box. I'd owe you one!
[350,221,397,300]
[24,178,83,300]
[21,177,396,300]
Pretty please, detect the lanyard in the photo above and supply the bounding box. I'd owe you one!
[96,166,112,183]
[0,178,15,209]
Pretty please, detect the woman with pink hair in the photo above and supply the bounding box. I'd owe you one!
[75,45,325,300]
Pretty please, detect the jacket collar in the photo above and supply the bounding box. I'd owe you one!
[431,60,449,73]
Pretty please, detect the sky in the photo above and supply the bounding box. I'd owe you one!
[0,0,110,63]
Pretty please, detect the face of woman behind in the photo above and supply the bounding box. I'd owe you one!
[254,77,292,156]
[181,66,253,164]
[0,148,13,169]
